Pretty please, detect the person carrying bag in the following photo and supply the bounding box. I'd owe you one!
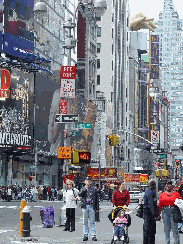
[158,180,183,244]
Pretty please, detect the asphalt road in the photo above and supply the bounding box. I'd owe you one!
[0,199,183,243]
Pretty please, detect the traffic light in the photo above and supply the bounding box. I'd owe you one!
[108,134,119,146]
[108,134,113,146]
[72,149,79,164]
[180,144,183,151]
[114,134,119,145]
[29,176,32,181]
[176,160,180,167]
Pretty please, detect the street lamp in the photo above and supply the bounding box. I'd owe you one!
[33,1,48,187]
[149,80,161,150]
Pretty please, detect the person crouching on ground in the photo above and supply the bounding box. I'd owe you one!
[63,179,79,232]
[78,177,99,242]
[113,209,128,242]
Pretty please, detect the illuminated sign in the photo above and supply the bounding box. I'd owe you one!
[58,147,72,159]
[0,133,31,146]
[0,69,11,100]
[79,152,91,164]
[60,66,76,98]
[150,35,159,79]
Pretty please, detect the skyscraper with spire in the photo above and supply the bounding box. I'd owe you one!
[154,0,183,150]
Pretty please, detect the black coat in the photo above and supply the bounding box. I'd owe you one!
[178,184,183,198]
[78,186,99,211]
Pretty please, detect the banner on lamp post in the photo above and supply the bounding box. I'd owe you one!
[60,66,76,98]
[151,130,159,144]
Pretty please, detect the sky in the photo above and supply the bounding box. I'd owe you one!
[129,0,183,21]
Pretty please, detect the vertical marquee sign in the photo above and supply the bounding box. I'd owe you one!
[151,35,159,79]
[60,66,76,98]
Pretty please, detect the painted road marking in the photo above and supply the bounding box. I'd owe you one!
[0,230,13,233]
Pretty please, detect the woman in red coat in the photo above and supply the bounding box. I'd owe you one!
[158,180,183,244]
[112,181,130,208]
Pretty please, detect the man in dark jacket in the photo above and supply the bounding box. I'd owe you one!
[143,179,159,244]
[178,179,183,233]
[78,177,99,242]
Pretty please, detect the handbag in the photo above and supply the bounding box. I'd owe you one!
[173,205,182,223]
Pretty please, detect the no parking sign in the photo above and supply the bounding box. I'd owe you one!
[151,130,159,143]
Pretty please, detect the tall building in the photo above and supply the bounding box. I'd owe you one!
[154,0,183,151]
[112,0,130,170]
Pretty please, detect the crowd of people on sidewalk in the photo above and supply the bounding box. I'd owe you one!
[60,177,183,243]
[0,184,64,202]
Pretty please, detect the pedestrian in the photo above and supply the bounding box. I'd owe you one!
[143,179,159,244]
[38,186,42,200]
[113,209,128,242]
[7,186,12,202]
[48,186,51,201]
[158,180,183,244]
[178,179,183,233]
[42,186,47,200]
[63,179,79,232]
[112,180,130,208]
[78,177,99,241]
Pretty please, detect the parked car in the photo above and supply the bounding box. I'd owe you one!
[129,191,144,203]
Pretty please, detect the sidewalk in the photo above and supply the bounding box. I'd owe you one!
[5,202,114,244]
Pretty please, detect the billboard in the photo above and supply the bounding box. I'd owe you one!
[3,0,34,59]
[0,69,31,148]
[0,0,3,52]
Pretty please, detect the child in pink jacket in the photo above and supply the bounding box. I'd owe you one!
[113,209,128,241]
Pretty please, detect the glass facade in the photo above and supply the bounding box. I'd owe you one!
[154,0,183,148]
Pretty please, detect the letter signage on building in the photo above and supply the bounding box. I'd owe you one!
[60,66,76,98]
[151,35,159,79]
[0,69,11,100]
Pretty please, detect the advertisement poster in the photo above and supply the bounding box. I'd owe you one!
[3,0,34,59]
[87,168,117,179]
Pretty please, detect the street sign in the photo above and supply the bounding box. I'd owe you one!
[30,165,34,168]
[75,123,91,129]
[58,147,72,159]
[55,114,79,123]
[152,149,163,154]
[71,130,79,136]
[160,154,167,158]
[151,130,159,143]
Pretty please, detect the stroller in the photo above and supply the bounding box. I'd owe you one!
[108,206,131,244]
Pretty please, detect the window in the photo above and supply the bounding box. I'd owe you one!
[97,59,100,69]
[97,75,100,85]
[97,43,101,53]
[126,103,127,112]
[112,28,113,38]
[126,117,127,126]
[112,60,113,71]
[95,14,101,21]
[112,44,113,55]
[126,88,127,97]
[97,27,101,37]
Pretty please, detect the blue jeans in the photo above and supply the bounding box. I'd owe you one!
[178,217,183,231]
[114,224,125,236]
[82,204,96,237]
[162,206,180,244]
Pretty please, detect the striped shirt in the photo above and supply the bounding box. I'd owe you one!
[112,189,130,207]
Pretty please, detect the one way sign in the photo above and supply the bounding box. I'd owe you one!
[55,114,79,123]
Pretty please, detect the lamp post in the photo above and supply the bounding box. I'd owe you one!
[33,1,48,187]
[148,81,161,149]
